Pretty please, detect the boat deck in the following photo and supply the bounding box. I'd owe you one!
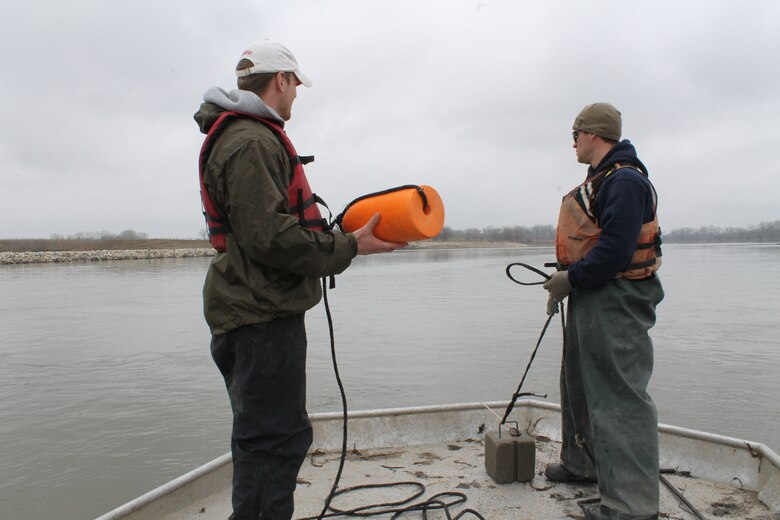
[154,437,776,519]
[98,401,780,520]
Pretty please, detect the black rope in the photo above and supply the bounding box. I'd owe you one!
[303,482,484,519]
[499,263,559,424]
[506,263,596,464]
[304,278,485,520]
[499,314,552,425]
[505,262,552,285]
[325,482,426,517]
[314,277,349,520]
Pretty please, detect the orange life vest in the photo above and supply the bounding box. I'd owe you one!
[198,111,326,252]
[555,164,662,279]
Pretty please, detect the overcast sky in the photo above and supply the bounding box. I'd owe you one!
[2,0,778,239]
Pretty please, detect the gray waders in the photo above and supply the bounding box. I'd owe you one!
[560,276,664,518]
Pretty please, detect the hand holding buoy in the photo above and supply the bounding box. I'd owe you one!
[353,213,408,255]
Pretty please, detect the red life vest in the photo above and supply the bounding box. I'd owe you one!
[198,111,326,252]
[555,164,662,279]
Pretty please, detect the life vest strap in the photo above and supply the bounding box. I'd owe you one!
[624,257,658,271]
[636,232,663,251]
[291,155,315,167]
[208,224,231,236]
[300,217,330,229]
[313,193,334,230]
[204,212,228,224]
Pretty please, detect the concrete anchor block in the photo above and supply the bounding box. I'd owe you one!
[484,430,536,484]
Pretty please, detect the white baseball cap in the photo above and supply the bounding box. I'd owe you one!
[236,39,312,87]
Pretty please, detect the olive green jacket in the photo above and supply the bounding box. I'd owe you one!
[194,100,357,335]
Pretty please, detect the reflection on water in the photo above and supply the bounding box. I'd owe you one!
[0,244,779,520]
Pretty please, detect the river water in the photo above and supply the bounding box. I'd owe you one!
[1,244,779,519]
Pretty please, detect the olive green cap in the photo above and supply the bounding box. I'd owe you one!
[572,102,622,141]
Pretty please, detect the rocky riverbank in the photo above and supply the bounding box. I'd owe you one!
[0,248,216,265]
[0,240,535,265]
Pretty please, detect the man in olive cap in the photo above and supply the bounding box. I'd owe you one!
[543,103,664,519]
[194,40,405,520]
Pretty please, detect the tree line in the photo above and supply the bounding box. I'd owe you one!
[661,221,780,243]
[45,221,780,244]
[432,225,555,243]
[432,220,780,244]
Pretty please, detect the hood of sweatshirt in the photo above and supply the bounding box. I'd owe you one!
[193,87,284,134]
[588,139,650,179]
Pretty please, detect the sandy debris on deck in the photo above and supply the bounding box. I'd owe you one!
[169,435,779,520]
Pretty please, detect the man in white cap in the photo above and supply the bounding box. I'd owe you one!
[194,40,405,519]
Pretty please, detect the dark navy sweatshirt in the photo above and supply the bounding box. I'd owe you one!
[566,140,657,289]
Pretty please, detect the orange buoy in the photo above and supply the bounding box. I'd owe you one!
[339,185,445,242]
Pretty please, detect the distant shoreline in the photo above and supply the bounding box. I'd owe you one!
[0,239,214,265]
[0,248,216,265]
[0,239,539,265]
[2,238,776,265]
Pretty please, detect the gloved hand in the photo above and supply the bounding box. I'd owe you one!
[546,294,559,316]
[543,271,572,304]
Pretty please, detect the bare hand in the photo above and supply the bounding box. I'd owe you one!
[353,213,407,255]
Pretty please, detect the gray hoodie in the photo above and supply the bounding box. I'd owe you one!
[203,86,284,124]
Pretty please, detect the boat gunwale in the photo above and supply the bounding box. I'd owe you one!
[94,453,232,520]
[95,400,780,520]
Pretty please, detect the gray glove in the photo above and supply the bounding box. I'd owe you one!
[546,294,559,316]
[543,271,572,303]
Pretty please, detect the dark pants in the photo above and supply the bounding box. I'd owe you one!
[211,315,313,520]
[560,277,664,518]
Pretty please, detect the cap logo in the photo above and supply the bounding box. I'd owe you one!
[241,50,253,57]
